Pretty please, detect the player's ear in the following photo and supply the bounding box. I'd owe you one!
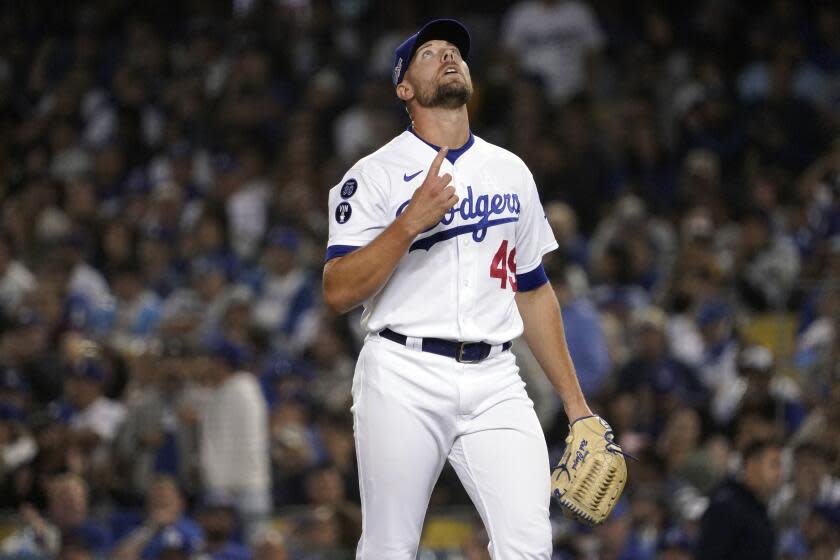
[396,82,414,102]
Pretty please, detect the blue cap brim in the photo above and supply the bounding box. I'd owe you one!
[393,19,470,86]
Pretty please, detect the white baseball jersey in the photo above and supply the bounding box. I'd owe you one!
[327,129,558,344]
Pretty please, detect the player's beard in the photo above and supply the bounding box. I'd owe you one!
[415,79,472,109]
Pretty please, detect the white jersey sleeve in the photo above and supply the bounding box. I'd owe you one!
[514,167,558,287]
[326,166,390,261]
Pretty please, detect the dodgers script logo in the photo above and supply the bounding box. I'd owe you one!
[396,186,520,251]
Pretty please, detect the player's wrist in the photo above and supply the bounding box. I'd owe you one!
[564,401,592,423]
[394,211,423,238]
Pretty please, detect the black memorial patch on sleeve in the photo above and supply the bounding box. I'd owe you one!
[335,202,352,224]
[340,179,358,199]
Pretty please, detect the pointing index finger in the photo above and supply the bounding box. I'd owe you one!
[429,147,449,177]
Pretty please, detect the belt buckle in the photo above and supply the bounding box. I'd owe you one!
[456,342,482,364]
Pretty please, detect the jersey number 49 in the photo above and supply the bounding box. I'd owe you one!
[490,240,517,291]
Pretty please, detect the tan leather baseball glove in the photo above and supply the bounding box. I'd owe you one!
[551,415,628,525]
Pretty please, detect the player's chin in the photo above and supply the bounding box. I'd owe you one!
[433,83,472,108]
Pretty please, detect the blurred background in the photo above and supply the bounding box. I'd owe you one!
[0,0,839,558]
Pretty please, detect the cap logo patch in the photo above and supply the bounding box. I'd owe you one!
[393,57,403,84]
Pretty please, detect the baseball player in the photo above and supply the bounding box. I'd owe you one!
[324,19,623,559]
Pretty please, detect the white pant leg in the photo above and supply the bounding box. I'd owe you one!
[352,338,458,560]
[447,355,552,559]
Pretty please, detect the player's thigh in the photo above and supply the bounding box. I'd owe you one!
[352,339,455,557]
[448,396,552,559]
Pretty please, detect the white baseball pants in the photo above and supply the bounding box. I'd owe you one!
[352,335,552,559]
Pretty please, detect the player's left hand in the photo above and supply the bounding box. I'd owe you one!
[551,415,628,525]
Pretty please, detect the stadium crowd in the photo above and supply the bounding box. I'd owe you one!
[0,0,839,558]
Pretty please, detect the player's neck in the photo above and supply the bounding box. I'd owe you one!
[411,106,470,149]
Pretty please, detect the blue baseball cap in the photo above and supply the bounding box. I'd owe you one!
[392,19,470,86]
[205,336,249,369]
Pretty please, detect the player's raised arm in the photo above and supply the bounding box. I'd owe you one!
[323,147,457,314]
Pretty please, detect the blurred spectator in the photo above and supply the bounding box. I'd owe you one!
[656,408,729,494]
[744,39,832,175]
[304,322,355,413]
[551,265,610,398]
[113,341,201,502]
[303,462,361,539]
[695,300,739,393]
[798,504,840,560]
[333,80,398,164]
[161,256,246,342]
[794,284,839,398]
[664,208,724,368]
[250,227,318,352]
[63,358,126,474]
[59,232,113,328]
[0,401,36,507]
[590,497,655,559]
[102,262,163,346]
[198,338,270,539]
[544,201,588,269]
[590,195,677,299]
[251,527,290,560]
[501,0,605,103]
[696,438,783,559]
[195,494,250,560]
[222,146,271,260]
[734,208,801,311]
[315,411,359,505]
[112,475,203,560]
[1,473,111,558]
[293,506,354,560]
[0,234,36,316]
[656,526,695,560]
[0,310,62,407]
[712,344,806,434]
[771,442,840,536]
[617,306,707,423]
[0,365,30,414]
[269,395,321,507]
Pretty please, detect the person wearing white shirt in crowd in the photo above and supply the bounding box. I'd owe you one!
[197,337,270,540]
[64,359,126,470]
[501,0,605,103]
[0,234,36,316]
[251,228,319,353]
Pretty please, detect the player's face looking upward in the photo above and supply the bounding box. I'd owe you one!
[400,40,473,109]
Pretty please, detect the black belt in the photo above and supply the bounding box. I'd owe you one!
[379,328,512,364]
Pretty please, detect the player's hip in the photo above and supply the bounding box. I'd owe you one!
[352,333,530,414]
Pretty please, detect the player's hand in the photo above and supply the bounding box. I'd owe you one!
[398,147,459,236]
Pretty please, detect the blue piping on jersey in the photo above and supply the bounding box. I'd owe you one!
[325,245,360,262]
[516,264,549,292]
[409,217,519,251]
[408,126,475,164]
